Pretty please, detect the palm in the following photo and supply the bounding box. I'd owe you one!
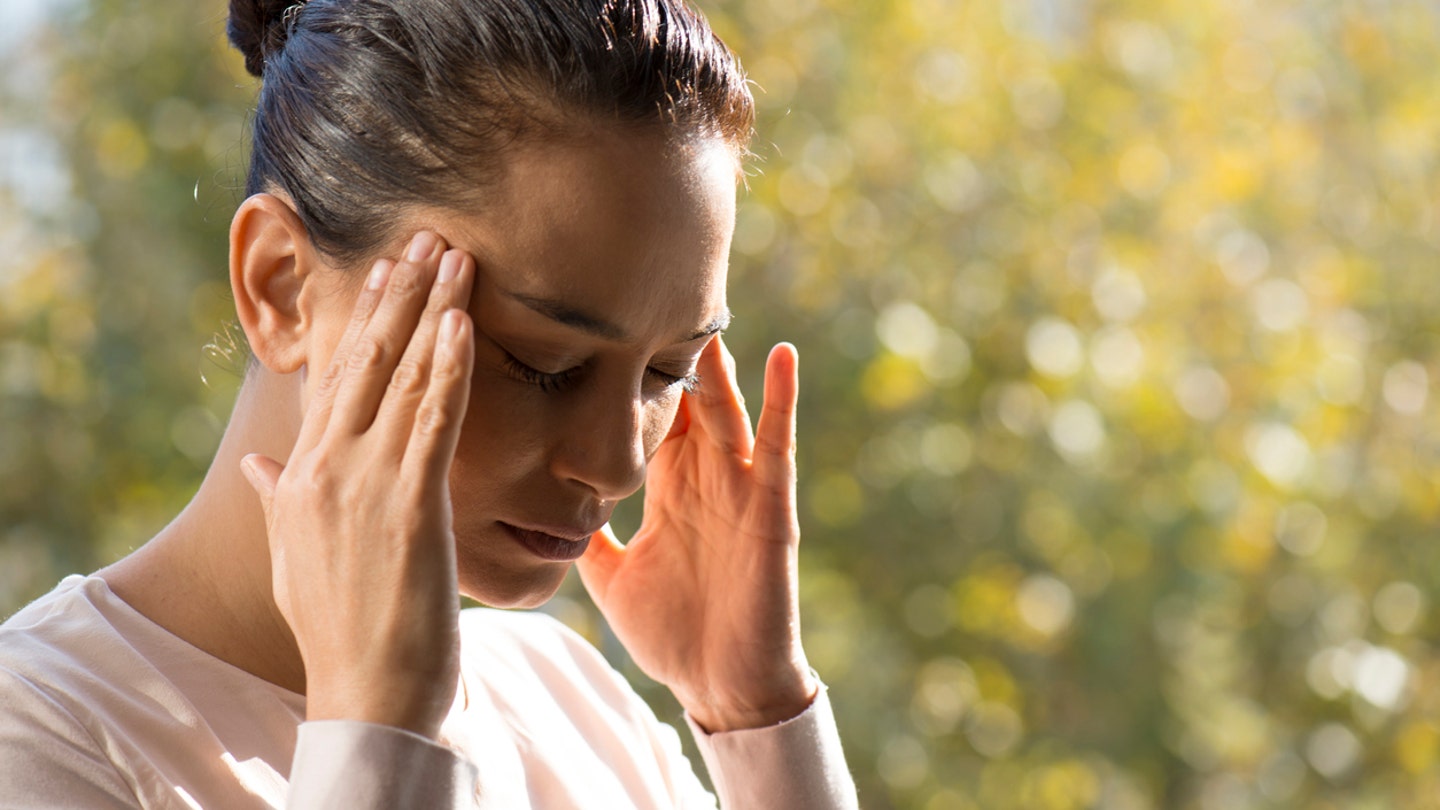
[578,338,813,729]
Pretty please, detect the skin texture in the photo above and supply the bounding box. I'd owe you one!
[101,128,815,738]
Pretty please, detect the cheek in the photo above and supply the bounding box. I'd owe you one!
[449,383,546,484]
[641,393,683,460]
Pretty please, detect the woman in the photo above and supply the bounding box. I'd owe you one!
[0,0,856,807]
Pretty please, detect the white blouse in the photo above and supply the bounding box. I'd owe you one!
[0,576,856,808]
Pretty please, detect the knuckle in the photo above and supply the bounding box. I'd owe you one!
[300,454,340,488]
[388,358,428,396]
[316,357,346,393]
[347,338,386,372]
[430,347,462,380]
[754,434,785,458]
[414,401,455,438]
[284,464,337,503]
[715,437,747,458]
[387,266,426,297]
[761,404,789,427]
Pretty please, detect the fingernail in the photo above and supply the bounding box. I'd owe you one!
[407,231,437,263]
[366,259,393,290]
[239,455,257,484]
[437,251,461,284]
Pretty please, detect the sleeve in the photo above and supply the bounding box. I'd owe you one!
[684,680,858,810]
[0,668,139,809]
[287,721,479,810]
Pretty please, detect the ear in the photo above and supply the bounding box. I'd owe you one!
[230,194,325,374]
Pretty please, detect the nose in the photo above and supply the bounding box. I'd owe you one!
[550,390,651,502]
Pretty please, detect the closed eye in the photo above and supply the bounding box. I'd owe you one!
[501,353,581,394]
[502,352,699,395]
[648,367,701,394]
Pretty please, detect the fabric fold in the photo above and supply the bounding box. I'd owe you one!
[288,721,479,809]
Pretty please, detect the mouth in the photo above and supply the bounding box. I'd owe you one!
[497,521,596,562]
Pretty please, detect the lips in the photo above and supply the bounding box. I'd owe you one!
[498,521,597,562]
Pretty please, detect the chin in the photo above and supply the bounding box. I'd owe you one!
[455,551,572,609]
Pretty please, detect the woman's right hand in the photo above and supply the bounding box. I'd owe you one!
[239,231,475,740]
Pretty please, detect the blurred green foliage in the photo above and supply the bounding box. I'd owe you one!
[5,0,1440,807]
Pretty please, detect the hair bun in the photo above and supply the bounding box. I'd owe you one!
[227,0,307,77]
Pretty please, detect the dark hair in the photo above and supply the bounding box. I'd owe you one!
[226,0,754,267]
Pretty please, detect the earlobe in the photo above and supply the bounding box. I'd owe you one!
[230,194,318,375]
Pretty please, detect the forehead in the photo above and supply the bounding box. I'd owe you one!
[440,130,737,341]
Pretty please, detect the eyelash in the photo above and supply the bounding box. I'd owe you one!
[502,355,580,394]
[502,354,699,395]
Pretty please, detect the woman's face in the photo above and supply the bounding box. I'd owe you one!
[371,130,736,607]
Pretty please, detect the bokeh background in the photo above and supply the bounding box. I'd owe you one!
[4,0,1440,807]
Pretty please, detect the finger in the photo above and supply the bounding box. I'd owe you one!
[751,342,799,494]
[688,335,755,458]
[663,390,692,442]
[576,523,625,604]
[326,231,448,437]
[293,259,391,451]
[399,308,475,489]
[239,452,285,522]
[241,452,293,613]
[372,249,475,455]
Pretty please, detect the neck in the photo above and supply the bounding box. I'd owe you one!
[101,367,309,695]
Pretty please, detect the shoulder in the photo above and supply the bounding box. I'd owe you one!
[0,670,137,808]
[0,576,144,729]
[0,576,174,686]
[0,661,116,775]
[0,576,107,684]
[0,578,139,805]
[0,574,210,739]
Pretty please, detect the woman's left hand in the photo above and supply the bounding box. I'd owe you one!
[577,337,817,732]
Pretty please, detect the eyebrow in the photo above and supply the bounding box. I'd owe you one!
[504,290,732,343]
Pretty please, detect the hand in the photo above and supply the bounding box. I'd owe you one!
[239,232,476,740]
[578,337,817,732]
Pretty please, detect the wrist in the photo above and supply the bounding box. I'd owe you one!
[305,669,456,741]
[307,695,449,741]
[681,668,819,733]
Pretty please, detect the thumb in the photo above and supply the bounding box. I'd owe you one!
[577,524,625,604]
[239,453,284,521]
